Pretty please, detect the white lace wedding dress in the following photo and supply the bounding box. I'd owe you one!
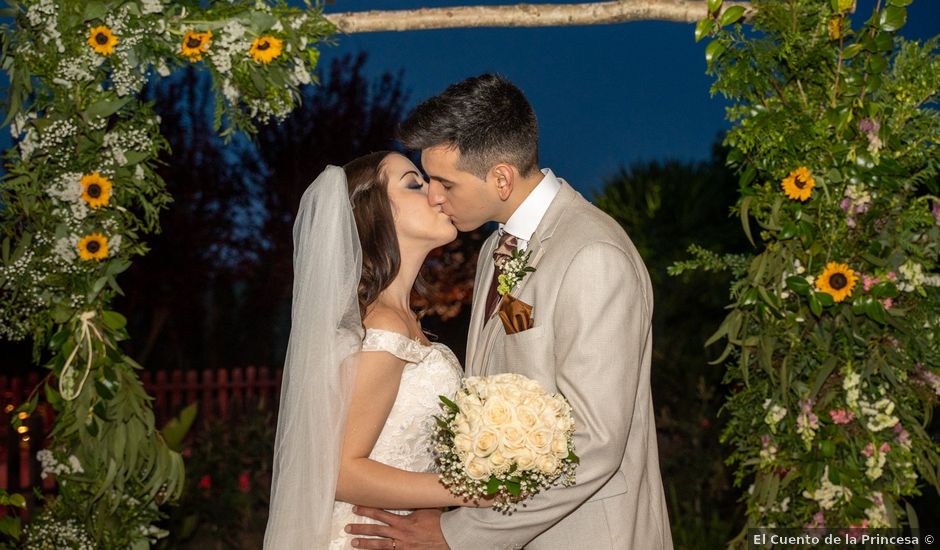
[328,328,463,550]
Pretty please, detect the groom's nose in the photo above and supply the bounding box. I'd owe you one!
[427,181,446,207]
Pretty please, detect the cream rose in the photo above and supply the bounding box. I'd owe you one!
[515,405,540,430]
[507,446,536,471]
[500,423,527,450]
[536,454,560,475]
[453,413,471,436]
[465,456,492,481]
[472,428,500,458]
[525,428,554,454]
[551,434,569,458]
[487,449,509,473]
[483,396,513,427]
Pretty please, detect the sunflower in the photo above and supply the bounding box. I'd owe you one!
[816,262,858,302]
[781,166,816,201]
[249,35,284,64]
[78,233,109,261]
[181,30,212,62]
[80,172,112,209]
[88,25,118,56]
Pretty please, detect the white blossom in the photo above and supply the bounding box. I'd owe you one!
[802,466,852,510]
[762,399,787,434]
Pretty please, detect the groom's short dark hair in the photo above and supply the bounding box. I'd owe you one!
[399,74,539,179]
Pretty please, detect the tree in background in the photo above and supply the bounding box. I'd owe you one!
[118,67,267,371]
[114,53,410,372]
[593,140,750,547]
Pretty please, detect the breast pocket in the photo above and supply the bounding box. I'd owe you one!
[498,324,552,376]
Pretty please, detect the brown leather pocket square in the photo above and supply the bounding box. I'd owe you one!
[498,294,534,334]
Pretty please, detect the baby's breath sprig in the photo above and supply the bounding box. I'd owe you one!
[497,248,536,296]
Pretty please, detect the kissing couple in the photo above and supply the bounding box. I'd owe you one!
[263,74,672,549]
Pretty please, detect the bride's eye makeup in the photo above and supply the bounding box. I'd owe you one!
[406,178,425,190]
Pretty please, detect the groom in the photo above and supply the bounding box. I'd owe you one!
[348,74,672,549]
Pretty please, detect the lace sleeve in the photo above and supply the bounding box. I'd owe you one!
[362,329,432,364]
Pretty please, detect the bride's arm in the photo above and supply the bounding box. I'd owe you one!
[334,320,485,510]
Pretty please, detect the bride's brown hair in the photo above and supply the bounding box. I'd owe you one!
[343,151,400,319]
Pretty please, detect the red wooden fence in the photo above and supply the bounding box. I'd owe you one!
[0,366,283,493]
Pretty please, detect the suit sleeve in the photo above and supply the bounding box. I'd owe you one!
[441,241,653,549]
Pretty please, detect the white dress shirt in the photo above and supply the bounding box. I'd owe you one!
[499,168,562,250]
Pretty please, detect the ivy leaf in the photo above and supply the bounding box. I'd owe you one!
[778,223,798,240]
[707,0,722,15]
[842,43,863,59]
[809,293,823,317]
[694,19,713,43]
[879,5,906,32]
[719,6,746,26]
[865,299,887,324]
[785,276,811,296]
[705,40,727,68]
[815,292,835,307]
[83,1,107,21]
[102,310,127,330]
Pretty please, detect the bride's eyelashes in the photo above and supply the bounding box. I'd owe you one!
[406,178,427,191]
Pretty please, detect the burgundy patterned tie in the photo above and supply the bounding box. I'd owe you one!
[485,231,518,319]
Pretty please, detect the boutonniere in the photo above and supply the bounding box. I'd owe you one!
[497,248,536,296]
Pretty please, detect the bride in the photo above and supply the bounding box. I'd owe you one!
[263,151,488,549]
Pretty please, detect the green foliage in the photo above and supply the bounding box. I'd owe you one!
[693,0,940,540]
[0,0,334,547]
[157,403,275,549]
[0,489,26,547]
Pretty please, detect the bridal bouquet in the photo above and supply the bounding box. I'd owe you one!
[432,373,579,513]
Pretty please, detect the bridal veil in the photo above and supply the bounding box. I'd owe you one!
[263,166,363,548]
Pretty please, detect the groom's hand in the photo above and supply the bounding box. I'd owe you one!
[346,506,449,550]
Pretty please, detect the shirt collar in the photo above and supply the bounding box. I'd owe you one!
[500,168,562,242]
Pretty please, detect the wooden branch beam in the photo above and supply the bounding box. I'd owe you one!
[325,1,753,34]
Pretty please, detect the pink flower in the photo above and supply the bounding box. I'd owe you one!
[894,423,911,448]
[881,298,893,310]
[886,271,897,281]
[862,275,880,292]
[880,442,891,454]
[845,519,870,539]
[933,200,940,226]
[829,409,855,424]
[862,442,875,458]
[806,511,826,529]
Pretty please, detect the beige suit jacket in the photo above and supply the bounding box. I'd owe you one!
[439,181,672,549]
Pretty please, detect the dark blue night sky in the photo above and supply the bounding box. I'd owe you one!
[316,0,939,194]
[0,2,936,196]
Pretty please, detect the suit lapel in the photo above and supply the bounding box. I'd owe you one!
[466,232,499,377]
[475,182,580,376]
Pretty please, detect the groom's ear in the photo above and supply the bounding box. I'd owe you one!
[491,163,515,202]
